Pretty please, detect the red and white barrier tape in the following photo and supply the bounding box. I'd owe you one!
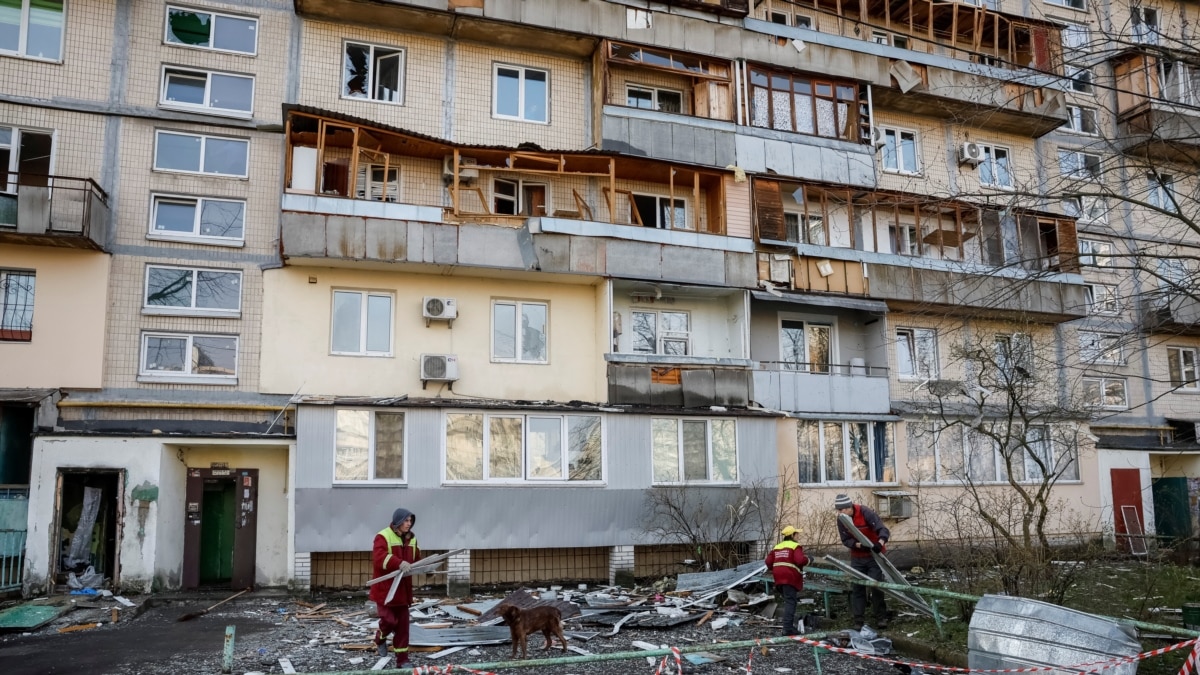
[1177,640,1200,675]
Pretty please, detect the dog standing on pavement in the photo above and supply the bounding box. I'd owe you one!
[498,603,567,659]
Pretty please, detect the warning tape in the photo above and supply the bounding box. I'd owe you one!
[1178,640,1200,675]
[775,635,1199,675]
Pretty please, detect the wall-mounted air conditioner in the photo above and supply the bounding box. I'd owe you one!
[870,126,887,148]
[442,155,479,183]
[423,297,457,327]
[420,353,459,387]
[958,142,985,166]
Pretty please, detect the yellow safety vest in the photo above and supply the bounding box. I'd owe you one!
[378,527,418,570]
[771,540,803,573]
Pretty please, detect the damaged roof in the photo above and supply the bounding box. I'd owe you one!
[295,394,784,416]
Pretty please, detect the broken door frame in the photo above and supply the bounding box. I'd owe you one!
[50,468,124,591]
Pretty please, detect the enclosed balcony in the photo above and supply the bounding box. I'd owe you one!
[752,179,1089,321]
[0,176,110,251]
[1141,293,1200,336]
[749,291,891,414]
[1112,53,1200,164]
[606,281,753,407]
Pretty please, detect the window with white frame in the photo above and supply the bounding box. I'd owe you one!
[780,319,832,372]
[1147,174,1178,213]
[895,327,938,379]
[880,127,919,174]
[769,10,812,27]
[797,420,896,484]
[651,418,737,484]
[1046,0,1085,11]
[632,194,686,229]
[783,212,826,246]
[331,290,393,356]
[1131,6,1159,44]
[631,309,690,356]
[150,194,245,243]
[1062,23,1090,51]
[355,165,399,202]
[1080,331,1123,364]
[1082,376,1127,408]
[871,31,889,45]
[140,332,237,381]
[1159,61,1200,106]
[165,5,258,55]
[1085,283,1120,314]
[994,333,1033,378]
[334,409,405,482]
[154,131,248,178]
[493,300,548,363]
[0,126,53,196]
[977,144,1012,188]
[444,412,603,482]
[160,67,254,117]
[1168,347,1199,389]
[1063,106,1098,135]
[1079,239,1113,267]
[626,85,684,113]
[1062,196,1106,223]
[1066,66,1094,93]
[0,269,34,342]
[1157,258,1189,298]
[493,178,548,216]
[343,42,404,104]
[0,0,64,60]
[493,65,548,123]
[1058,149,1101,180]
[144,265,241,316]
[907,421,1078,483]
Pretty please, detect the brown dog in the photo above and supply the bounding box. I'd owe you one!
[498,603,567,659]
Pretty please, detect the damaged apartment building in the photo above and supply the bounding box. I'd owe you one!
[0,0,1197,596]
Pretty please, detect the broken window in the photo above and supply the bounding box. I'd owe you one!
[144,265,241,315]
[140,332,238,380]
[895,328,938,379]
[0,126,53,199]
[651,418,736,484]
[343,42,404,104]
[334,410,405,482]
[1083,377,1128,409]
[165,5,257,55]
[748,66,858,141]
[626,85,684,113]
[0,0,64,60]
[492,300,548,363]
[796,420,895,484]
[977,144,1012,188]
[1168,347,1200,389]
[1079,239,1113,267]
[161,66,254,116]
[994,333,1033,379]
[493,178,548,216]
[445,412,603,483]
[1058,149,1101,180]
[1147,173,1178,213]
[632,193,686,229]
[0,269,34,341]
[1085,283,1120,314]
[1080,331,1123,364]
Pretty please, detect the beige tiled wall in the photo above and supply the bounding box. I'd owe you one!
[0,103,106,180]
[0,0,116,103]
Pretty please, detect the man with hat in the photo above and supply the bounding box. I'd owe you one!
[370,507,421,668]
[835,493,890,629]
[765,524,809,636]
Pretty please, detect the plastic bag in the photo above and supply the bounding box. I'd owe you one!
[67,565,104,589]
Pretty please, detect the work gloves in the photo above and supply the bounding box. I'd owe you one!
[399,561,413,574]
[871,542,884,553]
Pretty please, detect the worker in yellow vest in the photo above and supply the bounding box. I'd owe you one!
[370,508,421,668]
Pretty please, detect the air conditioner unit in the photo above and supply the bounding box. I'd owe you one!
[420,353,459,385]
[874,491,915,519]
[958,142,985,165]
[442,155,479,182]
[870,126,887,148]
[423,296,458,327]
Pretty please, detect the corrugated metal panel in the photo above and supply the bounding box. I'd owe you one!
[296,406,336,489]
[605,414,650,489]
[406,408,445,487]
[968,595,1140,675]
[738,418,778,484]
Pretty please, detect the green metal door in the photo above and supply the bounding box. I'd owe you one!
[199,481,235,584]
[1152,477,1193,542]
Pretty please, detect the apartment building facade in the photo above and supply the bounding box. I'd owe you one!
[1,0,1195,595]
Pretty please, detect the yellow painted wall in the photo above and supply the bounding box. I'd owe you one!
[0,245,109,389]
[259,267,605,401]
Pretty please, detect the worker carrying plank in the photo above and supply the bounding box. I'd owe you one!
[834,493,891,630]
[371,507,421,668]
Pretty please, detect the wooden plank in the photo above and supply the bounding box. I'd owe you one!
[57,623,99,633]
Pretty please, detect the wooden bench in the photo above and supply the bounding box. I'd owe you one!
[753,575,848,619]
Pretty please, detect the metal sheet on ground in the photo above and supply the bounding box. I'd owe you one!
[821,556,933,617]
[0,604,72,631]
[968,594,1140,675]
[409,625,512,646]
[474,588,582,623]
[676,561,766,595]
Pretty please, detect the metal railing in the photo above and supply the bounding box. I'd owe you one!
[0,529,26,593]
[0,175,111,246]
[756,360,889,377]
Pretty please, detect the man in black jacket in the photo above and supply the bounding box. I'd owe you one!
[835,493,891,630]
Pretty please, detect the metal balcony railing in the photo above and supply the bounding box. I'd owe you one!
[0,175,111,249]
[755,360,889,377]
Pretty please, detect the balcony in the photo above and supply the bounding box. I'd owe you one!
[1113,54,1200,164]
[752,180,1089,321]
[1142,293,1200,336]
[752,362,890,414]
[0,177,110,251]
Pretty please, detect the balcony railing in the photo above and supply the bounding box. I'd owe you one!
[0,176,110,251]
[755,361,889,377]
[752,361,891,414]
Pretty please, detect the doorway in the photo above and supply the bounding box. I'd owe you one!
[53,470,122,587]
[1110,468,1144,553]
[1152,477,1193,543]
[183,468,258,590]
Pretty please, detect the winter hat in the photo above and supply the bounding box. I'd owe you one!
[834,494,853,510]
[391,507,415,527]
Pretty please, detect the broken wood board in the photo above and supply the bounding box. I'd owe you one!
[58,623,99,633]
[371,656,391,670]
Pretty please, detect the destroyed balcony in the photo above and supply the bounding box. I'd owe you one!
[607,281,753,407]
[1112,53,1200,164]
[745,17,1069,137]
[0,177,110,251]
[749,291,892,414]
[752,180,1090,321]
[1141,293,1200,336]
